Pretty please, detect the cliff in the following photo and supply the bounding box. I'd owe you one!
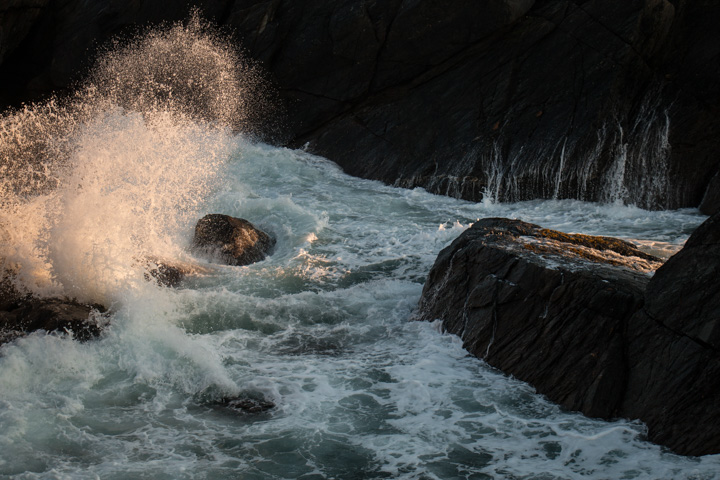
[1,0,719,212]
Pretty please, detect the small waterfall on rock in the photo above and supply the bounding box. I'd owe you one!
[476,92,673,209]
[602,101,672,208]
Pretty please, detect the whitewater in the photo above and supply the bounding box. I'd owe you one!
[1,16,718,480]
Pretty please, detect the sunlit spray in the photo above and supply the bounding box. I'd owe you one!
[0,13,271,304]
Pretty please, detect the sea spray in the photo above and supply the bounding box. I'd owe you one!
[0,142,714,477]
[1,12,718,480]
[85,13,274,135]
[0,13,271,304]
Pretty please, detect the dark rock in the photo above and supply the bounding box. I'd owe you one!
[643,212,720,350]
[231,0,719,212]
[0,0,229,106]
[416,215,720,456]
[192,214,275,266]
[142,257,216,287]
[700,171,720,216]
[622,310,720,457]
[621,211,720,456]
[2,1,720,211]
[142,257,213,288]
[144,259,186,288]
[415,218,658,419]
[0,0,50,67]
[0,277,108,346]
[217,395,275,414]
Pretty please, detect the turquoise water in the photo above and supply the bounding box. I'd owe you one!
[0,17,717,479]
[1,138,715,479]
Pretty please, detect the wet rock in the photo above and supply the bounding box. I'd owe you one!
[142,256,213,287]
[0,0,50,67]
[192,214,275,266]
[416,218,657,419]
[622,211,720,456]
[225,0,720,212]
[217,396,275,414]
[142,258,186,287]
[2,1,720,212]
[700,172,720,215]
[0,278,108,346]
[416,215,720,456]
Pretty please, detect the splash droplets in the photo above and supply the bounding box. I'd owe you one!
[87,12,272,133]
[0,13,272,303]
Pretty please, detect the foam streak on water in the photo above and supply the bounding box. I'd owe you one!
[1,140,715,479]
[1,15,717,480]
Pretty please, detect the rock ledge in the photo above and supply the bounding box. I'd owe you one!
[416,216,720,456]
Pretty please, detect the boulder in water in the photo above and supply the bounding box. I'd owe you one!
[192,214,275,266]
[416,216,720,455]
[143,258,186,287]
[0,278,108,346]
[142,256,213,288]
[416,218,657,419]
[218,396,276,414]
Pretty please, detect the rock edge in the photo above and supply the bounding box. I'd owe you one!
[416,215,720,456]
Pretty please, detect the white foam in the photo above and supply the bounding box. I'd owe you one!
[0,14,716,480]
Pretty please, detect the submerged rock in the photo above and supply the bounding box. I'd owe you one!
[216,396,275,414]
[143,258,186,288]
[142,256,213,288]
[0,278,108,346]
[192,214,275,266]
[416,216,720,456]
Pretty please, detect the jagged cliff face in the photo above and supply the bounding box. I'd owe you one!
[2,0,719,212]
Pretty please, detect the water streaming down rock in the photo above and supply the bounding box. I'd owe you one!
[4,1,719,214]
[432,92,674,209]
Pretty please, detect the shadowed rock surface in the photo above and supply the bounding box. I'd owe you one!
[416,218,657,419]
[192,214,275,266]
[621,212,720,456]
[0,278,107,346]
[142,256,215,288]
[1,0,719,212]
[216,395,276,414]
[416,215,720,456]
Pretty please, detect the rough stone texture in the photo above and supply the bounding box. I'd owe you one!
[700,172,720,216]
[622,211,720,456]
[1,1,719,212]
[142,256,214,288]
[216,395,275,414]
[416,218,657,419]
[143,258,188,288]
[192,214,275,266]
[0,278,107,346]
[416,215,720,456]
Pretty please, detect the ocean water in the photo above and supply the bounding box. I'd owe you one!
[1,16,718,480]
